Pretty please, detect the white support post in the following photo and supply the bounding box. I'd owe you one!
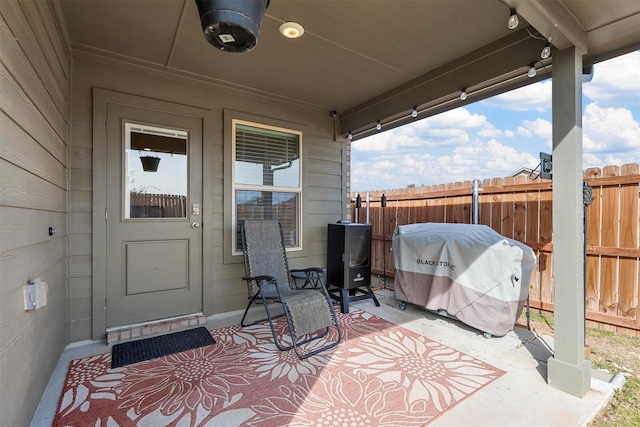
[547,46,591,397]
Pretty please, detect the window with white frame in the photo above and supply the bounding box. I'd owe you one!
[232,120,302,254]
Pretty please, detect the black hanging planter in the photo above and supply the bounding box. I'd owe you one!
[140,156,161,172]
[195,0,270,53]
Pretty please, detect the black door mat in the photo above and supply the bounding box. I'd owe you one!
[111,326,216,368]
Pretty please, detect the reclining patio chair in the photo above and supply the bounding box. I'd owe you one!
[240,220,342,359]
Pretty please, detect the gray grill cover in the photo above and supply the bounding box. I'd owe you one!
[392,223,536,336]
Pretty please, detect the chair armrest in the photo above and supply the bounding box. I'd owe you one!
[290,268,327,290]
[291,267,326,274]
[242,275,277,286]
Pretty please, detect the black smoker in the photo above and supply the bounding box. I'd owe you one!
[326,223,379,313]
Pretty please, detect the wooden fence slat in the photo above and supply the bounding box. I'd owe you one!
[426,197,445,223]
[479,189,492,227]
[526,190,541,303]
[618,164,639,319]
[538,187,552,308]
[502,190,514,239]
[525,190,539,244]
[513,191,526,242]
[585,167,602,313]
[539,190,553,244]
[491,193,502,234]
[540,251,554,305]
[600,166,621,315]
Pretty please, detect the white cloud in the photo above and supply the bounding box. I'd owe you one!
[482,80,552,112]
[583,133,607,151]
[583,152,605,169]
[350,139,538,191]
[423,128,470,144]
[583,103,640,152]
[517,127,533,137]
[478,128,503,138]
[403,108,493,145]
[522,118,552,139]
[352,131,422,153]
[353,107,498,154]
[602,153,633,166]
[583,51,640,107]
[420,107,490,129]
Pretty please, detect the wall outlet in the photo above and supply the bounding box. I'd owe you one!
[23,278,48,310]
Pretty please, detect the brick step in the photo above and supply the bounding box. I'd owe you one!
[106,313,207,345]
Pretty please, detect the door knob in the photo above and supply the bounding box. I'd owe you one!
[192,222,200,229]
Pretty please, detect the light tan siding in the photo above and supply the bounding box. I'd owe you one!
[0,1,70,425]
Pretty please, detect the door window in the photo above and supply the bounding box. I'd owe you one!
[124,123,188,219]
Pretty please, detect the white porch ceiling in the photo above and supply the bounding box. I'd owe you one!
[59,0,640,137]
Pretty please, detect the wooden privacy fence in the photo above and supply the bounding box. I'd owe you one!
[351,164,640,336]
[130,192,187,218]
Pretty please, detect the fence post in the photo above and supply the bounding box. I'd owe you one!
[366,191,370,224]
[381,193,387,290]
[472,179,483,224]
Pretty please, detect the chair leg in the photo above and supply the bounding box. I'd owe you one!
[263,297,295,352]
[240,295,259,327]
[290,286,343,359]
[241,294,287,327]
[242,292,331,354]
[247,279,344,359]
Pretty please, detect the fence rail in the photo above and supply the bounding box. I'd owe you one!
[351,164,640,336]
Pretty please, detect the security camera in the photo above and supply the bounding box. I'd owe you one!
[329,111,338,118]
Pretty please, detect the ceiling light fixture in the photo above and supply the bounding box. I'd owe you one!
[348,132,353,140]
[460,89,467,101]
[411,107,418,118]
[541,38,552,59]
[376,121,382,131]
[279,22,304,38]
[528,64,537,78]
[508,8,519,30]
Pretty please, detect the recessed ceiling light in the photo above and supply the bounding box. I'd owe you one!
[279,22,304,39]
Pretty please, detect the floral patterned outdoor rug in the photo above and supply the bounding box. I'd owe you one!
[54,309,504,426]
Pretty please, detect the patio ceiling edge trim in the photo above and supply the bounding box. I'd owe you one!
[339,28,548,137]
[349,69,551,142]
[510,0,588,54]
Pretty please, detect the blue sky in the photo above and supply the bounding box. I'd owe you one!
[351,50,640,192]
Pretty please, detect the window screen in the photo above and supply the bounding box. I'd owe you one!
[233,121,302,253]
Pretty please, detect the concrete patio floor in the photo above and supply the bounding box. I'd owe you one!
[32,290,617,426]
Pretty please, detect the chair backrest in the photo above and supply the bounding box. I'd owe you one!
[241,220,293,297]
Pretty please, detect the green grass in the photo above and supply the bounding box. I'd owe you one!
[590,361,640,427]
[527,311,554,324]
[521,311,640,426]
[588,334,640,427]
[520,310,555,329]
[587,328,616,339]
